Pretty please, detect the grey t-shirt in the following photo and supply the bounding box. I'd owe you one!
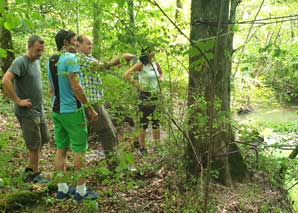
[8,55,44,117]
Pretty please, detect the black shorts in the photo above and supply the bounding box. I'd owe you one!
[138,91,160,129]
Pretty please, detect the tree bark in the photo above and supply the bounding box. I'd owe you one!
[187,0,247,185]
[289,147,298,159]
[0,0,14,73]
[175,0,183,23]
[92,2,102,59]
[128,0,136,49]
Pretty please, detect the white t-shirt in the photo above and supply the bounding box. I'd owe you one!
[138,62,160,92]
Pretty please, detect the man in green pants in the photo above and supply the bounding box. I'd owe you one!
[76,35,135,169]
[48,30,98,201]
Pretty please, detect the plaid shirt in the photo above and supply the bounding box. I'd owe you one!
[77,53,103,103]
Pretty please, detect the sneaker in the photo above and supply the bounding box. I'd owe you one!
[32,173,49,184]
[56,187,76,199]
[23,169,48,184]
[22,168,34,182]
[74,188,98,202]
[69,187,76,195]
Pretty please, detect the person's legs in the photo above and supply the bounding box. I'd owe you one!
[138,128,146,149]
[92,104,118,154]
[65,109,97,201]
[91,104,119,170]
[52,112,72,198]
[152,110,160,141]
[18,116,48,183]
[74,151,86,186]
[152,129,160,140]
[55,149,68,171]
[28,149,40,173]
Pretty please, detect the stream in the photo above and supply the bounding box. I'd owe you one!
[236,107,298,210]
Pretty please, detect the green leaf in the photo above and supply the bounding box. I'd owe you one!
[4,15,21,30]
[205,52,214,60]
[126,153,134,164]
[195,39,215,51]
[0,0,5,13]
[184,46,199,57]
[0,48,7,58]
[189,57,204,70]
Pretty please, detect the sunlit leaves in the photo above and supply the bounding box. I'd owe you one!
[187,39,215,70]
[4,15,21,30]
[0,0,4,14]
[0,48,7,57]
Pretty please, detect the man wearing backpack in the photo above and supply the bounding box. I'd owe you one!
[48,30,98,201]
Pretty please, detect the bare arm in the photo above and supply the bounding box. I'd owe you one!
[106,53,136,69]
[88,53,136,72]
[2,71,32,107]
[124,62,143,90]
[156,62,164,81]
[68,73,98,122]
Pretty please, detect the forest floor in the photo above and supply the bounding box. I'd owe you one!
[0,99,294,212]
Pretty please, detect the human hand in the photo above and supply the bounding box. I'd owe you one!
[16,99,32,108]
[123,53,137,63]
[87,107,98,123]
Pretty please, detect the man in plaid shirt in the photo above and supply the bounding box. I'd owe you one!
[78,54,104,103]
[77,35,135,169]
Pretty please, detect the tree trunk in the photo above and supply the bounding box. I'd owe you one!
[92,2,102,59]
[75,0,80,35]
[0,0,14,73]
[289,147,298,159]
[187,0,247,185]
[128,0,136,49]
[227,0,249,182]
[175,0,183,23]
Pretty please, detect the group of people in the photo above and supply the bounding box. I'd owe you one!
[1,29,164,201]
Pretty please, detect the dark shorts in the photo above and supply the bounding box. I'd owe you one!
[17,115,49,150]
[138,91,160,130]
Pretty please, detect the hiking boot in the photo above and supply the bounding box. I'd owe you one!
[56,187,76,199]
[32,173,49,184]
[23,168,48,184]
[22,168,34,182]
[74,188,98,202]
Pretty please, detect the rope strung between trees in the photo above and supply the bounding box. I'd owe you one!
[213,139,298,158]
[193,14,298,26]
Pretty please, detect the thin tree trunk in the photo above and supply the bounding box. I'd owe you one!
[0,0,14,73]
[76,0,80,35]
[289,147,298,159]
[92,2,102,59]
[175,0,183,23]
[128,0,136,49]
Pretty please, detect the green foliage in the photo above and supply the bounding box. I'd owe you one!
[0,48,7,58]
[1,0,297,211]
[80,200,99,213]
[0,191,45,211]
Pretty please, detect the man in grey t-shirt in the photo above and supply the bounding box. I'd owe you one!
[2,35,49,183]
